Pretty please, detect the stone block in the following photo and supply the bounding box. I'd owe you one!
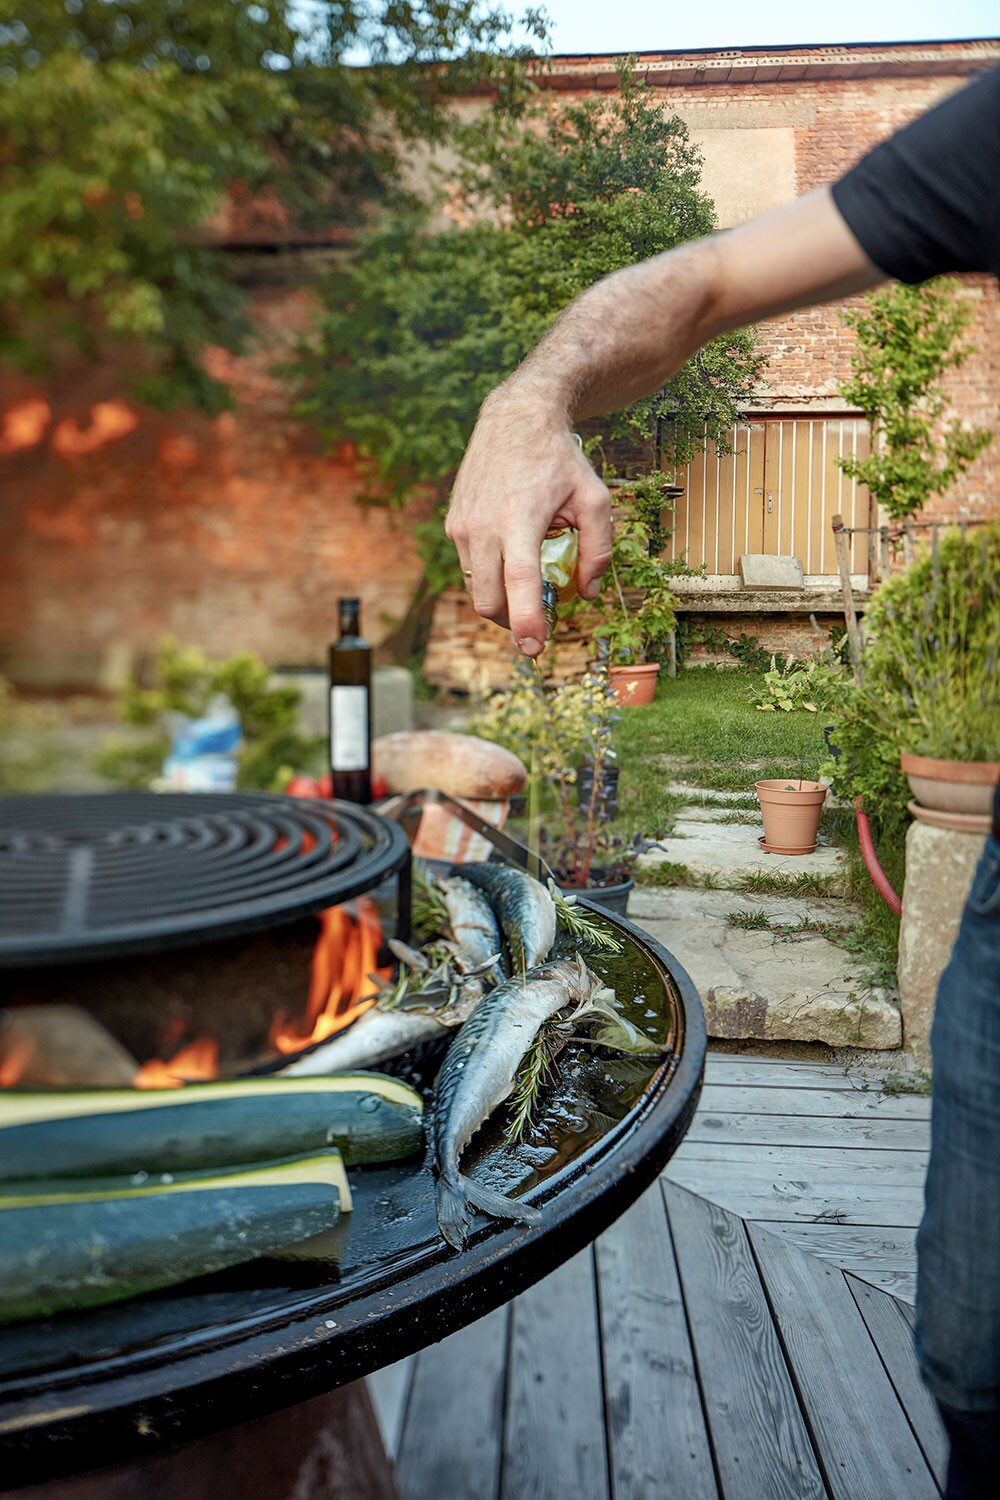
[273,669,327,739]
[272,667,415,741]
[628,888,900,1049]
[738,553,804,590]
[372,667,414,739]
[702,985,900,1049]
[897,821,986,1069]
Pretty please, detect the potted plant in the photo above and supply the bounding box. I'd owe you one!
[827,522,1000,833]
[592,476,680,707]
[755,776,828,855]
[472,657,661,912]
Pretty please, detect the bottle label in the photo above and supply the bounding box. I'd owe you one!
[330,686,369,771]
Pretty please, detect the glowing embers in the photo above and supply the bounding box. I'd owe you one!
[0,900,391,1090]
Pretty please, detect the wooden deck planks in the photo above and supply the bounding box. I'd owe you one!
[688,1110,929,1150]
[749,1225,939,1500]
[502,1249,609,1500]
[395,1307,508,1500]
[751,1222,917,1273]
[671,1142,929,1181]
[696,1083,932,1121]
[596,1185,718,1500]
[665,1161,924,1229]
[394,1055,942,1500]
[702,1056,880,1088]
[664,1183,826,1500]
[846,1275,947,1488]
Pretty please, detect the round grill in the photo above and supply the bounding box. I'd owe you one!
[0,793,409,967]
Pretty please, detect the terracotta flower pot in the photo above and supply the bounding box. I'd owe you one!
[608,663,660,707]
[900,752,1000,818]
[754,779,827,855]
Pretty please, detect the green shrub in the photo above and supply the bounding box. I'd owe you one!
[94,638,324,792]
[749,655,844,715]
[827,521,1000,820]
[0,679,61,791]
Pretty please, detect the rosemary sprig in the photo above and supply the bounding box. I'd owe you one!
[411,865,450,942]
[505,1023,563,1145]
[549,882,624,952]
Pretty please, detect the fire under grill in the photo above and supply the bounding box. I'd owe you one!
[0,791,705,1490]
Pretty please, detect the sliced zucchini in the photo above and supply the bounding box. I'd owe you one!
[0,1153,348,1326]
[0,1073,422,1180]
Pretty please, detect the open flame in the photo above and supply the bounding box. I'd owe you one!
[134,1036,220,1090]
[269,897,389,1055]
[0,901,391,1090]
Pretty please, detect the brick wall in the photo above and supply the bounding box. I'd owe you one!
[2,41,997,689]
[0,288,428,687]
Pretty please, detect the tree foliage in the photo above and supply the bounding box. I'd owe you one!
[0,0,545,408]
[836,278,993,521]
[293,60,764,559]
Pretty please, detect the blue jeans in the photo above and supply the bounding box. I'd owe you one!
[916,814,1000,1496]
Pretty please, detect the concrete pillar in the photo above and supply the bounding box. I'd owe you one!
[897,821,987,1069]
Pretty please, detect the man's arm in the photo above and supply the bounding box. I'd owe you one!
[446,186,882,656]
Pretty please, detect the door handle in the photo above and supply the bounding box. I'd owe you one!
[766,493,774,513]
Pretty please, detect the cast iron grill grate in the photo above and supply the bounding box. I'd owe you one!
[0,793,410,967]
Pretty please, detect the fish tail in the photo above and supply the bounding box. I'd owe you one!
[435,1172,472,1251]
[464,1178,541,1228]
[435,1172,541,1250]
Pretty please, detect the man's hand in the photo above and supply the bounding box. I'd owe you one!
[445,391,612,657]
[447,188,880,653]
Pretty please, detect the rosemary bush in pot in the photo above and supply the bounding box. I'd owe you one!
[472,658,659,891]
[825,521,1000,821]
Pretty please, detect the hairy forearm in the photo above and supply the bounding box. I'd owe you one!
[489,188,882,426]
[447,187,882,654]
[490,239,720,426]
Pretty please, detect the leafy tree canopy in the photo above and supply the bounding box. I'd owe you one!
[294,60,764,571]
[0,0,545,409]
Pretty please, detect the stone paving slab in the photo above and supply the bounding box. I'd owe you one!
[664,783,756,803]
[628,887,900,1049]
[642,817,849,886]
[679,805,762,824]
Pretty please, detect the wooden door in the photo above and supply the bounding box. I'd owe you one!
[667,417,872,580]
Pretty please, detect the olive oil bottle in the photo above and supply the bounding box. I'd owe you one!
[539,526,579,638]
[328,598,372,805]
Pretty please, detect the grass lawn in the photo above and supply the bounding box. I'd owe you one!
[615,667,830,827]
[615,667,903,988]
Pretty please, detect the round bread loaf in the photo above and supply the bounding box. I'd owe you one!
[373,731,527,798]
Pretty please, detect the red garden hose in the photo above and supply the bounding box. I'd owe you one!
[855,796,903,917]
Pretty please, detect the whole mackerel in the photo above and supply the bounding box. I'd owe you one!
[431,956,602,1250]
[459,863,556,975]
[437,875,504,977]
[278,996,478,1076]
[282,876,502,1077]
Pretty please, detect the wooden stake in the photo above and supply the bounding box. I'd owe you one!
[832,514,864,684]
[903,522,914,567]
[880,527,892,579]
[665,628,678,679]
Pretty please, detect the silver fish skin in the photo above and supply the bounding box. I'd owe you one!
[437,875,504,976]
[459,863,556,974]
[431,956,598,1250]
[278,985,482,1077]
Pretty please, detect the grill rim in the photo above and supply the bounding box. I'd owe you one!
[0,793,410,968]
[0,908,706,1490]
